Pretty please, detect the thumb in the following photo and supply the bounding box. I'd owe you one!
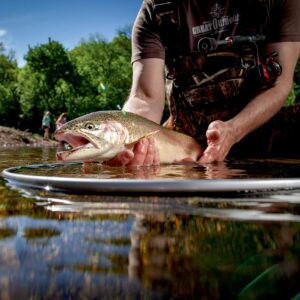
[206,127,220,143]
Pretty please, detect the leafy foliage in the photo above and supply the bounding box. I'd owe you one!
[70,33,131,114]
[9,34,132,132]
[0,37,299,133]
[286,58,300,105]
[18,39,82,130]
[0,44,20,128]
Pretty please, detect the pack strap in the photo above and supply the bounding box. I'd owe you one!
[152,0,185,70]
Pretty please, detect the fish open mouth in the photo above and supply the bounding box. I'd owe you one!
[55,131,96,161]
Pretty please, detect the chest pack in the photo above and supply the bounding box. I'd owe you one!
[151,0,282,145]
[152,0,281,92]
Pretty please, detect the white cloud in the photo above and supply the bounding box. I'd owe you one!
[0,29,7,38]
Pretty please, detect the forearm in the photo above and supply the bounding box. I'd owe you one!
[124,95,164,124]
[228,82,291,144]
[123,58,165,124]
[228,42,300,145]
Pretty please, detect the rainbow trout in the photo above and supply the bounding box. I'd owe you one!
[55,111,203,163]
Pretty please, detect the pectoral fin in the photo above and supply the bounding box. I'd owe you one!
[90,135,125,157]
[125,130,160,149]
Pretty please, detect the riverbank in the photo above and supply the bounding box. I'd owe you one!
[0,126,57,147]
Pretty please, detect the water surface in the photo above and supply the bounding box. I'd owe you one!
[1,146,300,300]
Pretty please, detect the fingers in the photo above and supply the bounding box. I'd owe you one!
[199,136,231,163]
[128,138,160,166]
[206,121,222,143]
[105,138,160,167]
[129,139,149,166]
[206,127,220,143]
[105,150,134,167]
[153,143,160,165]
[198,120,231,164]
[198,146,221,164]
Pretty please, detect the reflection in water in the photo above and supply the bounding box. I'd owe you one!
[1,147,300,299]
[9,184,300,222]
[128,214,300,299]
[1,208,300,299]
[10,161,247,180]
[6,156,300,181]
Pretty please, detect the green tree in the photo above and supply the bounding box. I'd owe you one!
[19,39,81,131]
[293,57,300,103]
[70,32,132,114]
[0,43,20,127]
[17,33,132,131]
[286,57,300,106]
[110,31,132,109]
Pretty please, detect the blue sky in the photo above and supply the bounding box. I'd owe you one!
[0,0,142,66]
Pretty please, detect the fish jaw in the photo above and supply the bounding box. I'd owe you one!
[56,143,124,162]
[55,130,93,149]
[55,130,125,162]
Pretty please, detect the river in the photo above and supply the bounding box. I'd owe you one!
[1,146,300,300]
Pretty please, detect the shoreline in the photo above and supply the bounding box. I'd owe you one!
[0,126,57,147]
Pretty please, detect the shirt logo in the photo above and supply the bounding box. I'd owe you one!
[192,2,239,37]
[209,3,225,19]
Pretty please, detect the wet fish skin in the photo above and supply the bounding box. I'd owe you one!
[54,111,204,163]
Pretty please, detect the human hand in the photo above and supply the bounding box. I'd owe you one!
[105,137,160,167]
[198,120,236,164]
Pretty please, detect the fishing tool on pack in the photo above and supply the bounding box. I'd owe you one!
[197,35,282,88]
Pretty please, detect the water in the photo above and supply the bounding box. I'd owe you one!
[1,147,300,299]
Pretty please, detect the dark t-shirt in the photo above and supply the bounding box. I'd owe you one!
[132,0,300,63]
[131,0,300,147]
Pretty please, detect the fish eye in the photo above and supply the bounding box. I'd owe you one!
[84,122,95,130]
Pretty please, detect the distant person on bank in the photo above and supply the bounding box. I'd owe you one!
[42,111,52,141]
[55,112,67,130]
[55,112,68,148]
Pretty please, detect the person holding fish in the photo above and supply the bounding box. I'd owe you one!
[107,0,300,167]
